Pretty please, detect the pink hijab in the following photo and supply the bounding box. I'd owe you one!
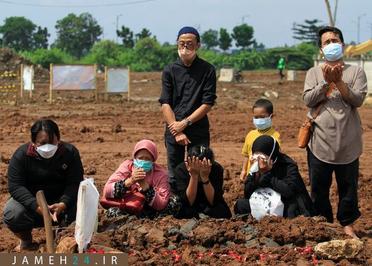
[132,139,158,161]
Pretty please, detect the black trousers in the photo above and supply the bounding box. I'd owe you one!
[3,197,76,233]
[234,198,251,215]
[165,133,209,190]
[307,149,361,226]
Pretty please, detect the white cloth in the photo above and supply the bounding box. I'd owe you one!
[75,178,100,253]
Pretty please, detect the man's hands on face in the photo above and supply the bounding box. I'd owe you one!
[186,156,200,178]
[199,158,212,182]
[185,156,211,182]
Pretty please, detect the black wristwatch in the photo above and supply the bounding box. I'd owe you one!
[201,179,210,185]
[320,80,329,90]
[184,118,192,127]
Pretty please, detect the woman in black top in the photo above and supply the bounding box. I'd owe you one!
[234,135,315,218]
[3,119,84,251]
[173,145,231,219]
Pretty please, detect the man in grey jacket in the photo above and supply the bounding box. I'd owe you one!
[303,26,367,238]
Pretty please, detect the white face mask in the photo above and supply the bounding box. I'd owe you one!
[253,116,272,131]
[178,47,196,62]
[36,144,58,159]
[322,43,343,62]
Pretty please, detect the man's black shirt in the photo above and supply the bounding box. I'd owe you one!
[159,56,216,142]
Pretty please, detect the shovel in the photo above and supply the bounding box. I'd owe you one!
[36,190,55,253]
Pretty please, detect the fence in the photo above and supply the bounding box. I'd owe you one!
[0,65,35,104]
[48,64,131,103]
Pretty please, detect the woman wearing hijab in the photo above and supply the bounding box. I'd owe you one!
[3,119,84,251]
[234,135,314,218]
[173,145,232,219]
[101,139,172,216]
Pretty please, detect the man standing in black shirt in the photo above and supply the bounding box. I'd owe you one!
[159,26,217,190]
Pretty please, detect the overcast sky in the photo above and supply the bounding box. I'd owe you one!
[0,0,371,48]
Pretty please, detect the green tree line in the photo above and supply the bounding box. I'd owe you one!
[0,13,321,71]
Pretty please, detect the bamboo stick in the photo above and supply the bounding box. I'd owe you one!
[104,66,108,101]
[36,190,55,253]
[127,66,131,102]
[49,64,53,104]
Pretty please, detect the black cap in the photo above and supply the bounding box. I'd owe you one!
[177,26,200,42]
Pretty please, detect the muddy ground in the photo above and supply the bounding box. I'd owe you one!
[0,70,371,265]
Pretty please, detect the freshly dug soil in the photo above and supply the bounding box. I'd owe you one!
[0,70,371,265]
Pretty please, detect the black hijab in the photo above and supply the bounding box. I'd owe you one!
[252,135,279,162]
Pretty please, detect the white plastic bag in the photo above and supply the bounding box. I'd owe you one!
[249,187,284,220]
[74,178,100,253]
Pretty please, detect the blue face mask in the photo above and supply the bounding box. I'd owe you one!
[253,116,272,130]
[133,159,153,172]
[322,43,343,61]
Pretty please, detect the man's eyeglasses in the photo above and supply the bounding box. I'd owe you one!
[177,41,196,50]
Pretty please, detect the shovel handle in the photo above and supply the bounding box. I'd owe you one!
[36,190,55,253]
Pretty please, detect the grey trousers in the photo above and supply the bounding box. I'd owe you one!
[3,197,76,233]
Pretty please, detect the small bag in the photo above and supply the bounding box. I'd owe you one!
[297,102,324,149]
[298,117,314,148]
[249,187,284,220]
[121,191,146,214]
[100,190,145,215]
